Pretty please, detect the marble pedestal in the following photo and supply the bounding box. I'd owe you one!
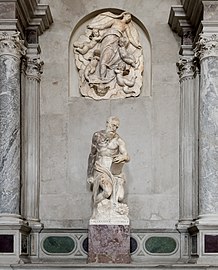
[0,215,31,264]
[188,218,218,264]
[88,224,130,264]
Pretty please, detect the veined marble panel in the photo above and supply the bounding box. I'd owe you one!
[0,54,21,214]
[199,56,218,215]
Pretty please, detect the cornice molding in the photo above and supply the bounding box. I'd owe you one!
[168,5,188,37]
[0,0,53,40]
[17,0,53,38]
[168,0,203,45]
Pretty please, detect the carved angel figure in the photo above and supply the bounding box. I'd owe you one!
[73,11,143,100]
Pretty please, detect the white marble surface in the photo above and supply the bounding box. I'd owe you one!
[87,116,130,224]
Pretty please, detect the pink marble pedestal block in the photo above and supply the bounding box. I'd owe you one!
[88,225,130,264]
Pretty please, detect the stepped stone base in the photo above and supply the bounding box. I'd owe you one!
[0,263,217,270]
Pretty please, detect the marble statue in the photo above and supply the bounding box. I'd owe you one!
[73,11,143,100]
[87,116,130,224]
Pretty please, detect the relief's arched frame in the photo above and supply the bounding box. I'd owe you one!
[68,8,152,99]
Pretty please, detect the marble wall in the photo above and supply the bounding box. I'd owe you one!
[39,0,180,230]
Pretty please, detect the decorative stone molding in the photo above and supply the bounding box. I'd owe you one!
[0,32,26,57]
[168,1,203,43]
[0,1,53,40]
[36,228,181,263]
[195,34,218,60]
[16,1,53,39]
[168,5,187,37]
[26,4,53,35]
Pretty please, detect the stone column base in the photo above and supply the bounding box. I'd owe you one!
[28,221,44,262]
[188,218,218,264]
[0,215,31,265]
[88,224,130,264]
[175,221,191,263]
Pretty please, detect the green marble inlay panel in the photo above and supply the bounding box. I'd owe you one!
[145,236,177,254]
[43,236,75,254]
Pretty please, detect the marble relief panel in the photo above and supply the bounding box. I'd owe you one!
[70,10,151,99]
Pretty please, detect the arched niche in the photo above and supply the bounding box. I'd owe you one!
[69,8,152,99]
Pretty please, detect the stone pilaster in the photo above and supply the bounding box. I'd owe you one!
[176,46,199,228]
[21,43,44,262]
[176,46,199,263]
[0,32,26,218]
[22,46,43,226]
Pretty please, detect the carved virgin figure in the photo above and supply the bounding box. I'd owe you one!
[87,117,130,224]
[73,11,143,100]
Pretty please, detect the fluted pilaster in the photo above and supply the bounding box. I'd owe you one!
[22,46,43,224]
[177,47,199,226]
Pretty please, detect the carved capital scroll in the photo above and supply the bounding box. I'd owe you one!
[25,57,44,80]
[0,32,26,58]
[177,57,196,80]
[195,34,218,60]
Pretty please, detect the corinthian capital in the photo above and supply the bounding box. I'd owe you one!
[195,34,218,60]
[26,57,44,80]
[0,32,26,57]
[176,57,196,80]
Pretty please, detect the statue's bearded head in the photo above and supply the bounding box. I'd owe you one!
[106,116,120,134]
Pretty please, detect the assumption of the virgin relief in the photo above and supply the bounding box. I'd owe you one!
[73,11,143,100]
